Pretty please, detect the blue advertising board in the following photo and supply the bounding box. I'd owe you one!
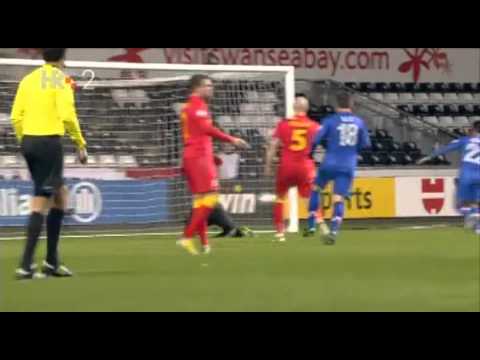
[0,180,169,227]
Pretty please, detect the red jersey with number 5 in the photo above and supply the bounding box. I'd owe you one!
[273,114,320,167]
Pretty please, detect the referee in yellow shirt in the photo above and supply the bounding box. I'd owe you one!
[11,48,88,280]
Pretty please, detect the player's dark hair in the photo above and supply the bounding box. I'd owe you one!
[473,120,480,133]
[336,92,353,108]
[190,74,211,91]
[42,48,66,62]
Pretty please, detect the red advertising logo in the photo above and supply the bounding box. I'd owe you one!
[108,48,149,63]
[421,178,445,214]
[398,48,451,82]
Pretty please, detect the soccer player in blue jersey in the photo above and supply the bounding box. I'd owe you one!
[418,121,480,235]
[307,92,371,245]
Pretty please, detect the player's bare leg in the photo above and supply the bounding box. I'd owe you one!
[316,208,330,236]
[273,196,286,242]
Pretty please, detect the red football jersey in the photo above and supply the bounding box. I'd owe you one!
[180,95,235,160]
[273,114,320,166]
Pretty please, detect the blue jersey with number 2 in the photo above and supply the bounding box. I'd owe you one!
[432,136,480,180]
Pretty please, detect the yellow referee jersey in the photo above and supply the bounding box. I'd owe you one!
[10,64,86,149]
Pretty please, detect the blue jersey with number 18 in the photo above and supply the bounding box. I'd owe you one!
[313,112,371,172]
[431,136,480,180]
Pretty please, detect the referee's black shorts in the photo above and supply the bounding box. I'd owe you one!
[21,135,64,197]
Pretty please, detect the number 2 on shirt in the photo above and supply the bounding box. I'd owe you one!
[337,123,359,146]
[289,129,308,151]
[464,143,480,165]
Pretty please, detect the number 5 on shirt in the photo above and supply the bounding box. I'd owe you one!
[289,128,308,151]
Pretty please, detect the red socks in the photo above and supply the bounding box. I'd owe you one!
[274,202,285,233]
[184,206,213,245]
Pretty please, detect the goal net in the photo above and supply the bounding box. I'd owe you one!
[0,59,297,234]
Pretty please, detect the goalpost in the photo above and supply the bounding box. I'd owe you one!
[0,59,299,233]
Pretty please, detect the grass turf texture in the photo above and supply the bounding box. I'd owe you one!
[1,227,478,312]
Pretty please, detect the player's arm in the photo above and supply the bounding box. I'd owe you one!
[265,122,283,176]
[56,81,88,164]
[357,122,372,151]
[311,118,330,155]
[417,138,464,164]
[265,137,280,177]
[10,80,26,143]
[195,111,249,148]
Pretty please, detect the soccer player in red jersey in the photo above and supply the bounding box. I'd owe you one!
[265,95,325,241]
[178,74,249,255]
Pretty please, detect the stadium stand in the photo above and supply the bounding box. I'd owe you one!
[0,78,474,169]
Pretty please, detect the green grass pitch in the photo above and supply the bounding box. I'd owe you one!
[1,227,478,312]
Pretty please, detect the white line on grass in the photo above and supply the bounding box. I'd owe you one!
[0,230,276,241]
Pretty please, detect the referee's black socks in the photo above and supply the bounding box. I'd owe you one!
[20,212,44,271]
[46,208,65,267]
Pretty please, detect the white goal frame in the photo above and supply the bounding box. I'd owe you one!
[0,58,299,232]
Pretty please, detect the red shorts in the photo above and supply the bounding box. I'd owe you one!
[276,163,315,199]
[183,156,219,194]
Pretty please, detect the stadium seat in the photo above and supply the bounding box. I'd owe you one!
[375,129,392,139]
[433,83,448,93]
[399,93,414,103]
[383,93,399,103]
[459,105,474,116]
[217,116,234,127]
[370,93,384,102]
[370,153,382,166]
[259,92,278,102]
[375,82,390,92]
[344,82,360,91]
[414,93,430,103]
[419,83,434,92]
[246,91,259,101]
[444,104,460,116]
[389,82,405,92]
[428,104,443,115]
[404,83,418,93]
[438,116,454,127]
[260,103,275,113]
[448,83,463,93]
[376,152,391,165]
[469,116,480,124]
[372,140,386,152]
[463,83,478,93]
[412,105,429,116]
[443,93,459,102]
[360,151,374,166]
[458,93,474,103]
[397,104,412,113]
[423,116,439,126]
[429,93,444,103]
[239,103,258,114]
[454,116,470,127]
